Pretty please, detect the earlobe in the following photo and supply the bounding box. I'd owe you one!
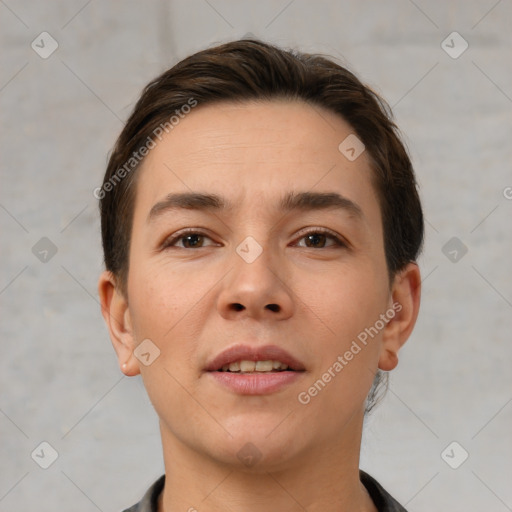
[378,263,421,371]
[97,270,140,376]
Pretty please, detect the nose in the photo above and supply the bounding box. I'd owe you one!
[217,241,295,321]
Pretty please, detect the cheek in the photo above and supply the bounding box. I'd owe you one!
[293,258,389,338]
[126,263,210,417]
[129,248,198,324]
[126,256,229,388]
[290,260,388,400]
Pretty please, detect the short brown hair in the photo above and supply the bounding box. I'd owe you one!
[99,39,423,298]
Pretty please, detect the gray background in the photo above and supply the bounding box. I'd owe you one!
[1,1,511,511]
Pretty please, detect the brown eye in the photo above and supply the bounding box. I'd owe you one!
[162,230,216,249]
[180,234,205,248]
[304,233,328,248]
[296,229,345,249]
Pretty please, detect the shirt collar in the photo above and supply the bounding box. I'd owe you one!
[123,470,408,512]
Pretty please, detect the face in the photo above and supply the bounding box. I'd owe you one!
[105,100,411,470]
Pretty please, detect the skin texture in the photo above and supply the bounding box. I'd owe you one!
[98,100,421,512]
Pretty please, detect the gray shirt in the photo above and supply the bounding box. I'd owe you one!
[122,470,408,511]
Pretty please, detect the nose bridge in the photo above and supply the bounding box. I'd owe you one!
[217,232,294,319]
[233,233,278,294]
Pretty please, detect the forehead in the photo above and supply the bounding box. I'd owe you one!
[132,100,380,225]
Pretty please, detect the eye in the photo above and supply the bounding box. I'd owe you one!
[161,228,347,250]
[162,230,217,249]
[294,228,346,249]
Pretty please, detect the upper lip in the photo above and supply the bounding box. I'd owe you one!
[204,344,306,372]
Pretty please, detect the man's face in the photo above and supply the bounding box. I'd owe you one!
[123,100,393,468]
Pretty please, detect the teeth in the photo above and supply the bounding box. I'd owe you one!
[228,361,240,372]
[239,360,255,372]
[220,360,290,372]
[255,360,273,371]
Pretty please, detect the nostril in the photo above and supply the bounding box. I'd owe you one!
[229,303,280,312]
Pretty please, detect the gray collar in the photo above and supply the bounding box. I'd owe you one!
[122,470,407,512]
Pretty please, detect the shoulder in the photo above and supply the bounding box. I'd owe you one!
[121,475,165,512]
[359,470,408,512]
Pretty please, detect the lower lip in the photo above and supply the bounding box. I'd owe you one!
[207,371,304,395]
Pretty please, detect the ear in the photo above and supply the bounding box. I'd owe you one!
[98,270,140,376]
[378,263,421,371]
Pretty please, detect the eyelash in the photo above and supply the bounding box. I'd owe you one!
[161,227,347,249]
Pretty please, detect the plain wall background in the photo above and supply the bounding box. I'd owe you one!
[1,1,511,511]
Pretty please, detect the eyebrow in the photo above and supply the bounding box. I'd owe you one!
[147,191,364,224]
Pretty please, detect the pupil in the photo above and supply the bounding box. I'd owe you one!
[185,234,202,248]
[306,233,325,248]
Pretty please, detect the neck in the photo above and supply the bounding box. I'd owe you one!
[157,413,377,512]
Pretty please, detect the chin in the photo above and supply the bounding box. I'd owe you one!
[209,416,304,472]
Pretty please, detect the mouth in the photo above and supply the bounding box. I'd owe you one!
[205,344,305,395]
[204,344,306,373]
[216,359,297,373]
